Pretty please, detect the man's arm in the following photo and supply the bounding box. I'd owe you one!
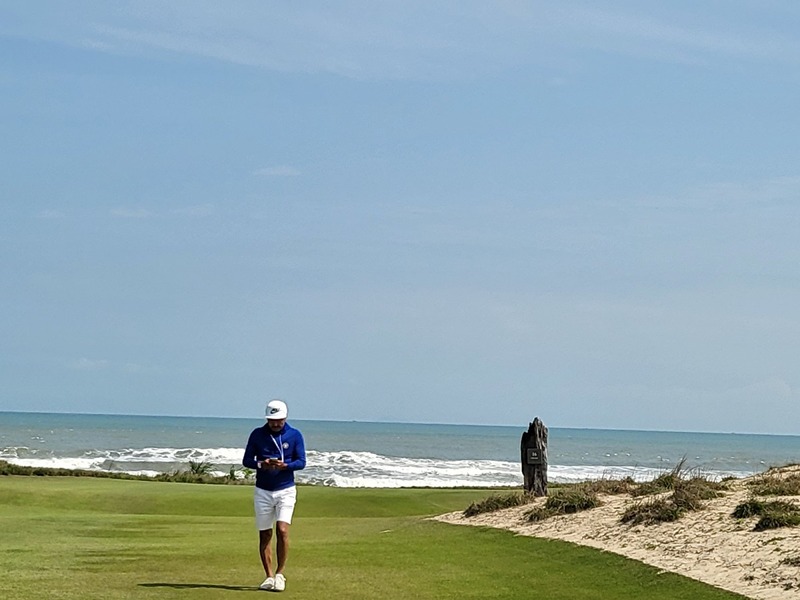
[285,431,306,471]
[242,430,260,469]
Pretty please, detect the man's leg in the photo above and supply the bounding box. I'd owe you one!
[272,487,296,591]
[275,521,290,574]
[255,488,279,590]
[259,528,274,577]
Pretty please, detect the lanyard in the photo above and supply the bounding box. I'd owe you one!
[270,433,284,462]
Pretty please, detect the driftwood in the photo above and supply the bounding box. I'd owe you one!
[520,417,548,496]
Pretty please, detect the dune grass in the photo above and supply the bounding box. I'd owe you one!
[0,476,748,599]
[525,485,602,522]
[462,491,532,517]
[747,470,800,496]
[732,497,800,531]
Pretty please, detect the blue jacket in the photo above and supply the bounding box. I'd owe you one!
[242,422,306,491]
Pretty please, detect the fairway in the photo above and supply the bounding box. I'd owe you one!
[0,477,747,599]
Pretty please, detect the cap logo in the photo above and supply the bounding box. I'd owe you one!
[269,407,280,415]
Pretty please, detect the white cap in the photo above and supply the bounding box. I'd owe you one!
[265,399,288,420]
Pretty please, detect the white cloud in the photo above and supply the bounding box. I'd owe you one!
[554,5,800,65]
[35,209,65,219]
[110,207,153,218]
[731,377,795,399]
[70,357,110,371]
[253,165,301,177]
[631,175,800,210]
[693,176,800,207]
[7,2,800,81]
[171,204,214,217]
[80,38,113,51]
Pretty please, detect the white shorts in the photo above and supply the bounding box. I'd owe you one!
[254,486,297,530]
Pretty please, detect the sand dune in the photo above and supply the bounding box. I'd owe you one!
[435,466,800,600]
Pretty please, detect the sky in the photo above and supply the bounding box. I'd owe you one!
[2,1,800,434]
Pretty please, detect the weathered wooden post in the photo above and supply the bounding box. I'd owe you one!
[520,417,548,496]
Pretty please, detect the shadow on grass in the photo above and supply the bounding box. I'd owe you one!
[139,582,258,591]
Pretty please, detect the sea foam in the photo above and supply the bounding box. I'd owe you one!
[0,446,751,487]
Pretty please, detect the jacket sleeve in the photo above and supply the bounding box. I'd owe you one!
[285,431,306,471]
[242,430,260,469]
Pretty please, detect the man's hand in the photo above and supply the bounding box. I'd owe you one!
[258,459,286,470]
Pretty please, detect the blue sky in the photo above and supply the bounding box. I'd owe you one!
[2,1,800,433]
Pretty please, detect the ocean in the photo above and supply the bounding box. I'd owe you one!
[1,411,799,488]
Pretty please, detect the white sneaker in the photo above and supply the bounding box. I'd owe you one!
[274,573,286,592]
[259,577,275,591]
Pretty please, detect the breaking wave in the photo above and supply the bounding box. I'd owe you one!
[0,446,750,487]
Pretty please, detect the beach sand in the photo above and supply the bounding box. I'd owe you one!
[435,466,800,600]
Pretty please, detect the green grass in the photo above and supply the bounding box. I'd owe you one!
[0,477,748,599]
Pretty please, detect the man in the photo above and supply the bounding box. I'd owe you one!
[242,399,306,592]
